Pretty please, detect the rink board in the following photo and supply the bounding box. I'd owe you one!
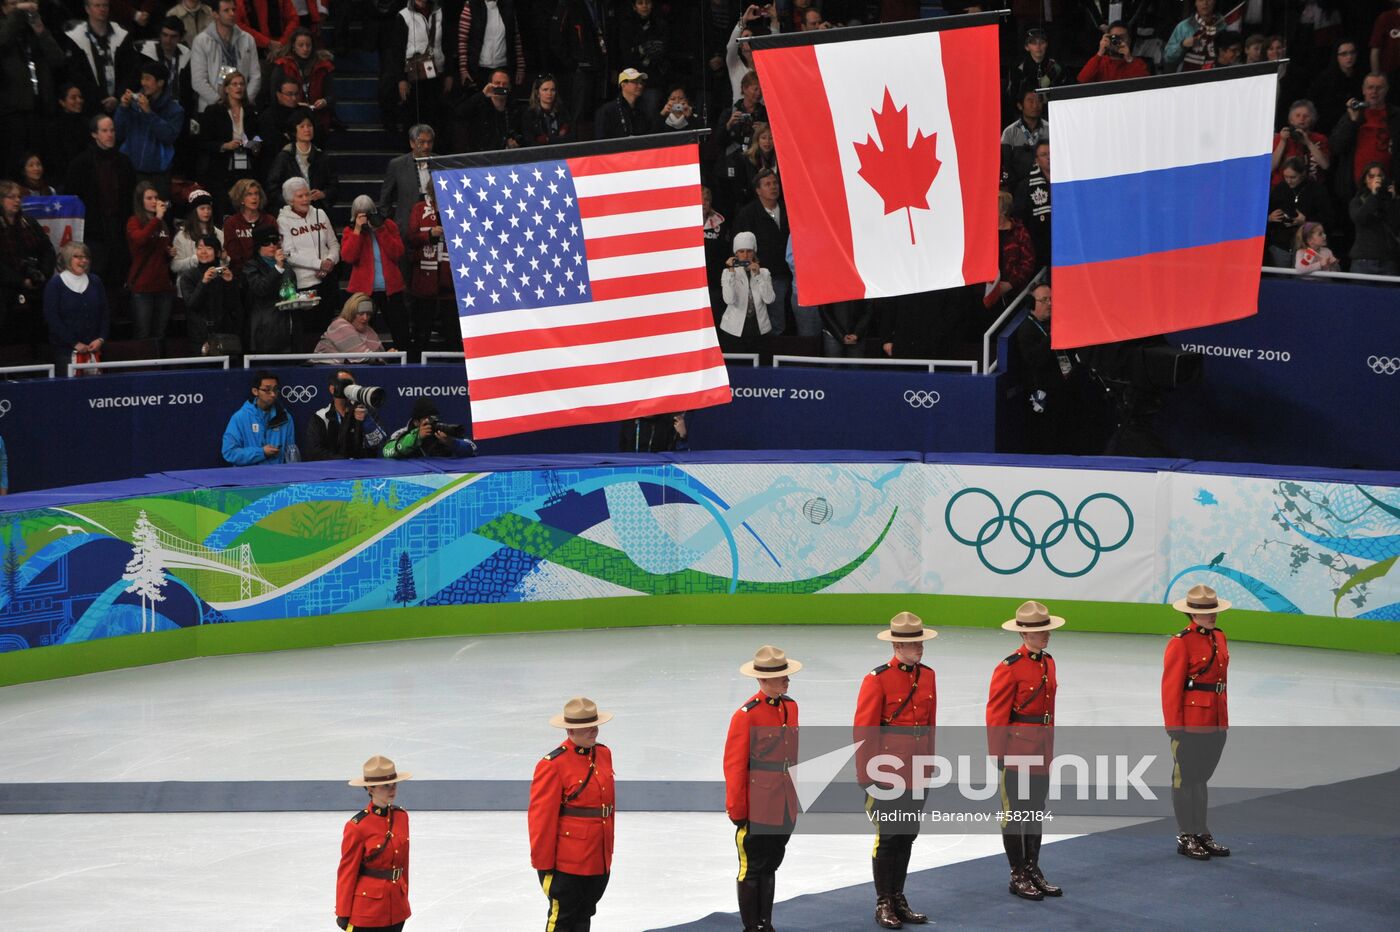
[2,456,1398,684]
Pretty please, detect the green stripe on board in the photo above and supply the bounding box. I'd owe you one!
[1,594,1395,687]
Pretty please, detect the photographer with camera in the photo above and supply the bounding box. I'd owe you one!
[1271,100,1331,184]
[179,232,241,354]
[244,224,298,353]
[0,180,56,361]
[383,398,477,459]
[718,230,774,353]
[304,369,388,461]
[1078,21,1149,84]
[451,67,523,151]
[1267,157,1333,268]
[115,60,183,194]
[342,194,413,360]
[1329,73,1400,203]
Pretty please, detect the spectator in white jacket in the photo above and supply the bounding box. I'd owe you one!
[718,230,774,354]
[277,175,340,325]
[190,0,260,111]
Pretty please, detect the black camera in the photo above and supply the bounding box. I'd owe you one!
[733,259,750,268]
[1109,34,1125,47]
[425,415,467,438]
[1348,100,1366,111]
[365,207,384,227]
[489,85,509,96]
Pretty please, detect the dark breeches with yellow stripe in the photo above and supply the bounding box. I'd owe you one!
[1170,731,1227,835]
[866,790,922,897]
[344,923,405,932]
[538,868,610,932]
[734,819,793,881]
[998,767,1050,869]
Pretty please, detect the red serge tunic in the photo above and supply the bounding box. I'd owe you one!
[1162,623,1230,730]
[986,644,1057,771]
[723,691,800,826]
[528,740,616,876]
[853,658,936,789]
[336,804,411,927]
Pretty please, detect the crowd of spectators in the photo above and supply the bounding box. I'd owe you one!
[2,0,1399,376]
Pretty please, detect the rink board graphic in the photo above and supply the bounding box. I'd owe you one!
[1,460,1398,682]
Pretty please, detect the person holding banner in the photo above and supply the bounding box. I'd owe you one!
[987,601,1064,902]
[1162,583,1232,861]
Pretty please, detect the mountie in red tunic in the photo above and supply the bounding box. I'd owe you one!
[724,691,800,825]
[336,804,411,928]
[853,658,936,788]
[528,739,616,875]
[986,644,1057,770]
[1162,623,1229,730]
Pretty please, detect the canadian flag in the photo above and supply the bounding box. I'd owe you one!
[750,18,1000,304]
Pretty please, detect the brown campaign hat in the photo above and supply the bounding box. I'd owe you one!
[1171,583,1232,615]
[348,754,412,787]
[739,644,803,678]
[877,610,938,642]
[1002,600,1067,632]
[549,696,614,729]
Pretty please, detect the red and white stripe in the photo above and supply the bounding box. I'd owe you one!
[460,146,729,439]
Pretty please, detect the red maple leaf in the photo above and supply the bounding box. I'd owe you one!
[853,88,942,245]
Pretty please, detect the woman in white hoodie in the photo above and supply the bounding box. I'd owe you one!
[277,175,340,328]
[719,230,774,354]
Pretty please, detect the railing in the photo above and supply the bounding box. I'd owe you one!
[0,364,56,379]
[1262,267,1400,284]
[982,267,1046,376]
[242,352,408,367]
[67,356,230,377]
[722,353,760,367]
[420,351,466,363]
[772,355,976,373]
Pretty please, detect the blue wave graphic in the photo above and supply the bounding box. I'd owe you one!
[1163,564,1302,614]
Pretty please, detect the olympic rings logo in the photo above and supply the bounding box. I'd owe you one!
[1367,356,1400,375]
[944,488,1134,578]
[904,390,941,408]
[0,399,10,418]
[281,385,318,403]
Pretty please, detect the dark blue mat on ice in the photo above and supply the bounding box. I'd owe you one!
[653,769,1399,931]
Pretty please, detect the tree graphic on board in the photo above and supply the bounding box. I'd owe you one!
[121,510,167,633]
[393,550,417,606]
[2,520,25,612]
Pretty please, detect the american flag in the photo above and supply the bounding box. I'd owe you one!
[429,136,730,439]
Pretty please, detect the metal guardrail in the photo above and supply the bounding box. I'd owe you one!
[242,351,408,367]
[983,267,1046,376]
[67,355,230,377]
[420,351,466,363]
[771,355,976,373]
[722,353,760,367]
[1262,266,1400,284]
[0,364,56,378]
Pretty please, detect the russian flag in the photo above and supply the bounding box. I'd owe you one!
[748,15,1000,304]
[1047,64,1279,349]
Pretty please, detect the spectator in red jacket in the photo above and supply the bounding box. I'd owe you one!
[342,193,413,359]
[1270,99,1332,185]
[233,0,301,52]
[1079,21,1151,83]
[271,27,335,139]
[406,188,452,348]
[221,177,277,274]
[125,181,175,340]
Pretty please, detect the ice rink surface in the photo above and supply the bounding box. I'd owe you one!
[2,624,1398,930]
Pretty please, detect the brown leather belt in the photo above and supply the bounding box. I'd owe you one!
[359,865,403,881]
[748,758,794,773]
[1185,681,1226,693]
[560,805,614,818]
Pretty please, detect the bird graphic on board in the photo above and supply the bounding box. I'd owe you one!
[1194,489,1218,506]
[1208,552,1226,569]
[52,524,85,535]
